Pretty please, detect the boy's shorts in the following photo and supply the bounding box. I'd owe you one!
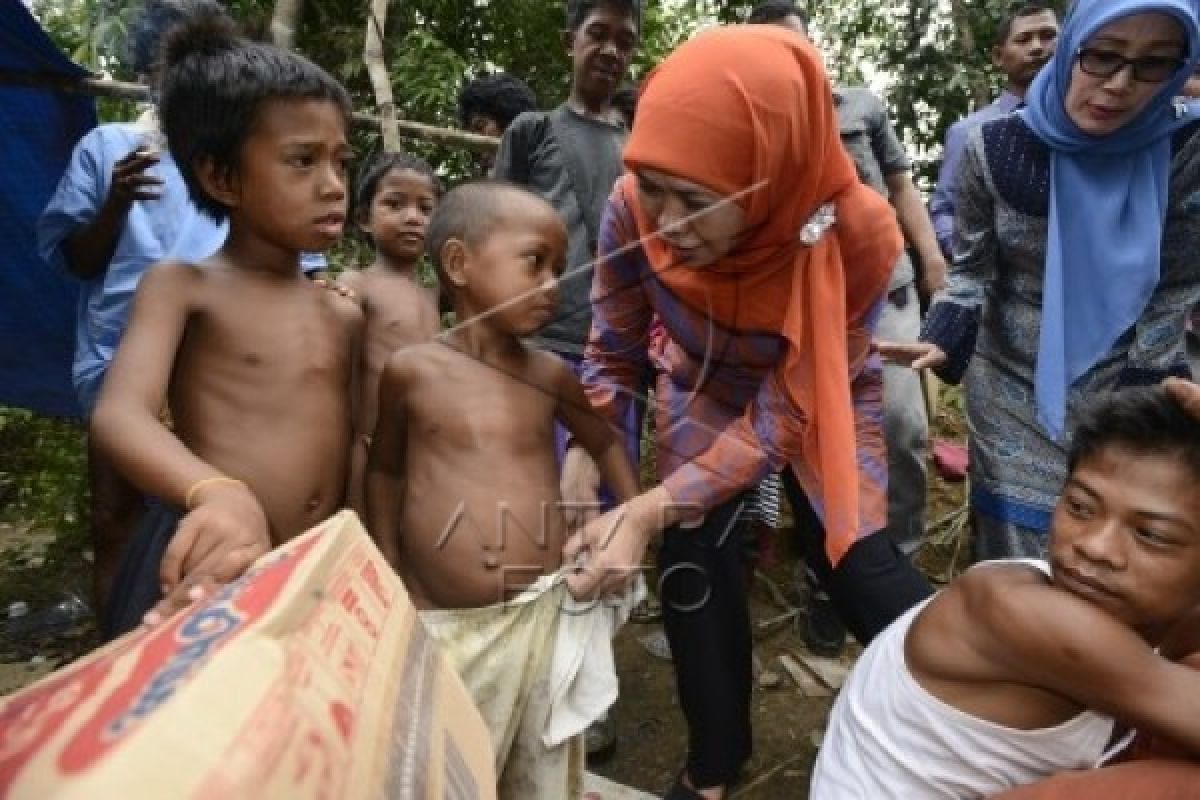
[104,501,179,640]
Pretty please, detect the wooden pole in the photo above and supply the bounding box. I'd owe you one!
[269,0,304,48]
[363,0,400,152]
[0,70,499,152]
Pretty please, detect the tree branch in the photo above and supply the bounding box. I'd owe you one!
[0,70,498,152]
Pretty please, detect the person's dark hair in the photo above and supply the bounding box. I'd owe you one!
[1067,386,1200,483]
[566,0,642,34]
[611,83,639,127]
[126,0,227,77]
[353,151,442,230]
[457,73,539,131]
[426,181,539,296]
[994,3,1057,48]
[158,7,353,220]
[747,1,808,28]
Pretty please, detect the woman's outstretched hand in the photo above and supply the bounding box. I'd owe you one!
[876,340,947,370]
[564,486,676,600]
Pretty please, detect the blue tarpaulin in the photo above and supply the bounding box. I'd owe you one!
[1,0,97,417]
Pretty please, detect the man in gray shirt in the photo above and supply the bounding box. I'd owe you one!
[493,0,640,362]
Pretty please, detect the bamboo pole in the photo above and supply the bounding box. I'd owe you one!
[363,0,400,152]
[0,70,499,152]
[269,0,303,48]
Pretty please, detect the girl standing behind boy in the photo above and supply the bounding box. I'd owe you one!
[339,153,442,511]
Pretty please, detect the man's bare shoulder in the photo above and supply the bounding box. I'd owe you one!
[910,562,1085,688]
[934,560,1128,660]
[942,561,1054,623]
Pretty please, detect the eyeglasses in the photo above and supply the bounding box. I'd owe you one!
[1076,47,1185,83]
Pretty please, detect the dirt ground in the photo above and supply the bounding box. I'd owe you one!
[0,389,969,799]
[594,563,840,798]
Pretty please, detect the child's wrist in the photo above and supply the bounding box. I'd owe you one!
[185,475,249,510]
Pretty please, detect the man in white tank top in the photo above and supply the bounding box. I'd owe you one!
[812,386,1200,798]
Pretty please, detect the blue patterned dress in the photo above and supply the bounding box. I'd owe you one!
[922,114,1200,560]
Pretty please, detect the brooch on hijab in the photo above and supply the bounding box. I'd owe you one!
[798,203,836,246]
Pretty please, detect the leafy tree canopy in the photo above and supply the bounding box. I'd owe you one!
[33,0,1054,186]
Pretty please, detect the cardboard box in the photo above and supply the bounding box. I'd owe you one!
[0,511,496,799]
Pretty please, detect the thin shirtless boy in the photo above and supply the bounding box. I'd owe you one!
[90,11,361,636]
[365,181,640,798]
[339,152,442,511]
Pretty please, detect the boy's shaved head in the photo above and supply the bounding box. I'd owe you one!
[426,181,556,290]
[1068,386,1200,483]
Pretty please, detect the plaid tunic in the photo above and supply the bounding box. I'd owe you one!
[581,192,889,539]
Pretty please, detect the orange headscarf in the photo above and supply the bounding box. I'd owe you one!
[622,26,901,564]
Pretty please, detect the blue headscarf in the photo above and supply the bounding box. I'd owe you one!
[1021,0,1200,439]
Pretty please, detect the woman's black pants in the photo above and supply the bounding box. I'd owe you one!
[656,467,933,788]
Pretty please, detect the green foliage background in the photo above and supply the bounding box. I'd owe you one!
[31,0,1048,185]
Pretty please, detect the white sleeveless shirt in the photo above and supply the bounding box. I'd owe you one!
[810,560,1117,799]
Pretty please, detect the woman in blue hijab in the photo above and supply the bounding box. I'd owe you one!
[882,0,1200,561]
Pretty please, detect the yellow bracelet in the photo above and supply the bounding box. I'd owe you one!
[185,476,247,510]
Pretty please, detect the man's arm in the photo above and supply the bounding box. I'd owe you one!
[491,112,535,185]
[928,121,968,261]
[964,570,1200,755]
[364,354,411,568]
[63,148,164,280]
[886,170,947,297]
[866,95,947,297]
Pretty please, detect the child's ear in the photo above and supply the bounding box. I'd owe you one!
[439,238,470,288]
[561,29,575,55]
[196,157,240,210]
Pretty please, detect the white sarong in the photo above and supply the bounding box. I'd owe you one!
[420,573,642,799]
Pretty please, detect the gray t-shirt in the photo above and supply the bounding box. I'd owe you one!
[493,106,627,355]
[834,87,914,291]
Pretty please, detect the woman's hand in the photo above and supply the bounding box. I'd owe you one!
[876,340,947,370]
[560,444,602,531]
[564,486,675,600]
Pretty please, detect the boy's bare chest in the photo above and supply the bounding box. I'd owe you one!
[410,364,556,445]
[189,293,353,379]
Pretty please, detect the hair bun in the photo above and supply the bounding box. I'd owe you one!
[161,5,240,69]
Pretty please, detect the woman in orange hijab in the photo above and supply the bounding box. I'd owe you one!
[563,24,933,797]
